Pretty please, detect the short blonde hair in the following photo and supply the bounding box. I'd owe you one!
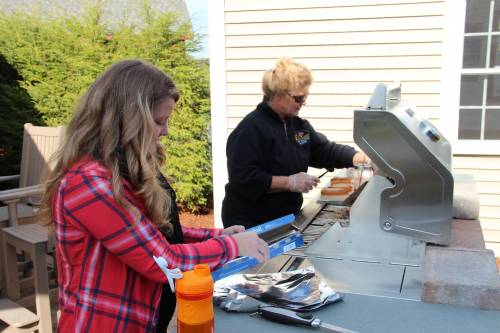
[262,57,313,99]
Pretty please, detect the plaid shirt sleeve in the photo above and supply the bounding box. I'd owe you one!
[62,169,238,279]
[182,226,223,243]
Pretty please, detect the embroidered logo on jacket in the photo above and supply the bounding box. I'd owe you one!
[294,131,310,145]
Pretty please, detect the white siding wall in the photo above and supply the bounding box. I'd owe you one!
[454,156,500,255]
[214,0,500,255]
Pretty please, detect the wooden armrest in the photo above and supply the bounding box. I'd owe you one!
[0,298,39,328]
[0,185,43,202]
[0,174,20,182]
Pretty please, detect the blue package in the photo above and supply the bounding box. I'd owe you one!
[212,231,304,282]
[246,214,295,235]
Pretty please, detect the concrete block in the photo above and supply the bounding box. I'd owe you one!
[449,219,485,250]
[422,247,500,310]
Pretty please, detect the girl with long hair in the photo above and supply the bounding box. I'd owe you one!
[42,59,268,332]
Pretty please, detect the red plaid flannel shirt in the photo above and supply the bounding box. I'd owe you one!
[53,159,238,332]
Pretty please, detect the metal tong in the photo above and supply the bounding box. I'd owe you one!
[257,306,360,333]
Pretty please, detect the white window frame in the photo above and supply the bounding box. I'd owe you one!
[440,0,500,155]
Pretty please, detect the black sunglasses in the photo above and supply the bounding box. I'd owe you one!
[288,94,307,104]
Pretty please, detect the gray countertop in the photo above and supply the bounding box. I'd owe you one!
[214,292,500,333]
[211,196,500,332]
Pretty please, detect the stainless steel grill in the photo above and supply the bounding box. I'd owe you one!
[255,83,455,300]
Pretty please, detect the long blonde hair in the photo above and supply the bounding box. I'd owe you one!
[262,57,313,100]
[42,59,179,234]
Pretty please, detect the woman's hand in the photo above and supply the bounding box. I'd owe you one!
[288,172,319,193]
[232,232,269,263]
[353,151,380,174]
[353,152,370,166]
[222,225,245,235]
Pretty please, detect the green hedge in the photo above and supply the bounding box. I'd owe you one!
[0,54,44,189]
[0,3,212,211]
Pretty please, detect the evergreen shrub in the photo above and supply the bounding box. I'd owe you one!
[0,2,212,211]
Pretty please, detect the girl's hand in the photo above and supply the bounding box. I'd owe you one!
[232,232,269,263]
[222,225,245,235]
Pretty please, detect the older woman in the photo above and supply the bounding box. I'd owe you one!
[222,57,367,228]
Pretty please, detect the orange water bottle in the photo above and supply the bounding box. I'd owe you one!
[176,264,214,333]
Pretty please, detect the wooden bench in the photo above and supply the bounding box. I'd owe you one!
[0,298,38,332]
[2,224,53,333]
[0,219,7,297]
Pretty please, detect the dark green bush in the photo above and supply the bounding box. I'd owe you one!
[0,54,45,190]
[0,3,212,211]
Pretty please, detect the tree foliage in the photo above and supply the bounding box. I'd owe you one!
[0,2,212,211]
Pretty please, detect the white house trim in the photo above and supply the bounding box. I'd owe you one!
[439,0,464,155]
[209,0,227,228]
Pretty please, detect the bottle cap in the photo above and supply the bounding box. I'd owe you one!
[176,264,214,296]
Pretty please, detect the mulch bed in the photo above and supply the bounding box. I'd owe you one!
[179,210,214,229]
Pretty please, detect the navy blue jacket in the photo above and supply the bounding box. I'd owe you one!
[222,101,356,228]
